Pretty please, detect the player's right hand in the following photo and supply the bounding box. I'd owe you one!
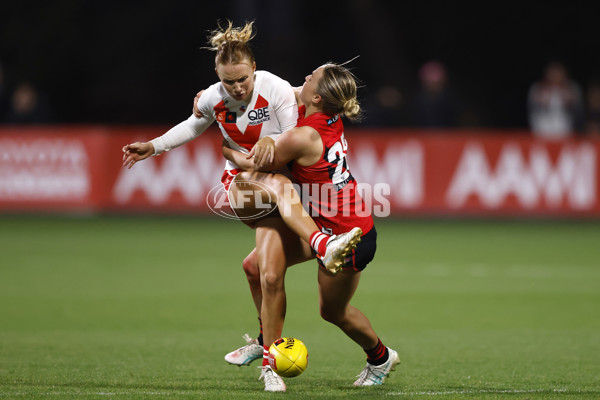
[247,137,275,169]
[122,142,155,169]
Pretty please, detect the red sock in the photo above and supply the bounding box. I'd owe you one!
[263,345,270,367]
[365,338,389,366]
[310,231,331,257]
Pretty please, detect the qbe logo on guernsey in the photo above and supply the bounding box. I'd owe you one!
[206,180,278,220]
[247,107,270,126]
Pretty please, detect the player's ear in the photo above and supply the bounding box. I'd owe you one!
[252,61,256,72]
[313,94,322,106]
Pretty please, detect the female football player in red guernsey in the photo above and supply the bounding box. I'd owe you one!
[221,63,400,389]
[121,21,361,391]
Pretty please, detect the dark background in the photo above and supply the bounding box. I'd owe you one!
[1,0,598,127]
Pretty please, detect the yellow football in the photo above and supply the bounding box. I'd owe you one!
[268,337,308,377]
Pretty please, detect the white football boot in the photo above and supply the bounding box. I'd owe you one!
[259,365,287,392]
[224,334,263,366]
[320,227,362,274]
[353,348,400,386]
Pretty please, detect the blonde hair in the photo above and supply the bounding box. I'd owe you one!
[206,20,256,67]
[316,63,362,122]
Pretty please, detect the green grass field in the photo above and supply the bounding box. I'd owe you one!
[0,216,599,399]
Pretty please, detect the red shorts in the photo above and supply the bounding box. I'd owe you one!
[317,226,377,272]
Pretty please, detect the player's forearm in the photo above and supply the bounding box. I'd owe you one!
[150,114,212,155]
[222,147,255,171]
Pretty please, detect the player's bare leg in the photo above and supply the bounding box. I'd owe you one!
[318,268,399,385]
[242,249,262,315]
[225,225,313,369]
[230,171,317,242]
[254,217,313,348]
[254,217,311,392]
[255,219,288,352]
[230,171,361,273]
[318,269,379,349]
[223,249,264,367]
[241,235,313,321]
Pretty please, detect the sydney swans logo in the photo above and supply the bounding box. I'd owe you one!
[206,180,278,220]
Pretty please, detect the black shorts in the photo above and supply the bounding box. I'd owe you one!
[318,226,377,272]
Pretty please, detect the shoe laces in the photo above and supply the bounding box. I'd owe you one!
[356,362,385,384]
[258,366,282,386]
[355,363,373,384]
[242,333,257,345]
[237,334,259,354]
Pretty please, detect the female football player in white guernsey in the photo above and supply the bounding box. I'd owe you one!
[219,63,399,390]
[121,21,361,391]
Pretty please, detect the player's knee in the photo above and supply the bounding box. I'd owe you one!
[261,269,285,293]
[319,305,344,325]
[242,254,260,284]
[266,174,293,197]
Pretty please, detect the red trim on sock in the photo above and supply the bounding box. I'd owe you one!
[310,231,330,256]
[263,345,270,367]
[366,339,386,362]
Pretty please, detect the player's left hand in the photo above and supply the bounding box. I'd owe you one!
[247,137,275,168]
[122,142,155,169]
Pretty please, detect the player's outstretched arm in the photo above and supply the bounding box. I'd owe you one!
[122,142,155,169]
